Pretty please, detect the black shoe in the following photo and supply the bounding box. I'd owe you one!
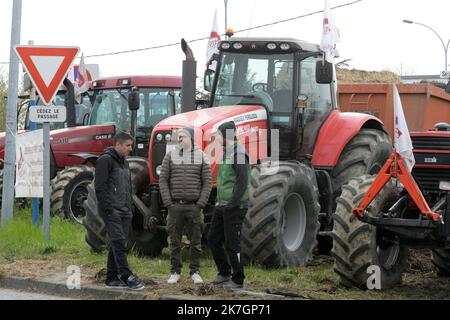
[211,274,231,285]
[105,277,127,289]
[223,280,243,291]
[125,275,145,291]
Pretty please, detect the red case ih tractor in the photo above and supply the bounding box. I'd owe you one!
[0,76,182,224]
[332,124,450,289]
[83,38,392,267]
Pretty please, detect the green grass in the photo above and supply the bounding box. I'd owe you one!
[0,208,442,300]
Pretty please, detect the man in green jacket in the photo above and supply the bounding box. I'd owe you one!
[208,121,250,290]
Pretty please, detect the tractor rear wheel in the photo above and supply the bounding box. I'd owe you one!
[241,161,320,268]
[431,249,450,276]
[83,157,167,257]
[51,165,94,224]
[332,175,408,289]
[318,128,393,254]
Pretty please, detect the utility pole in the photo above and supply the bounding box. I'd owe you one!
[224,0,229,38]
[2,0,22,226]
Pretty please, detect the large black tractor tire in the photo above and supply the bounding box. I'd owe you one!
[83,157,167,256]
[241,161,320,268]
[51,165,94,224]
[431,249,450,276]
[318,128,393,255]
[332,175,408,289]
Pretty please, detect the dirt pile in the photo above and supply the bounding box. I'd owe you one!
[337,67,400,83]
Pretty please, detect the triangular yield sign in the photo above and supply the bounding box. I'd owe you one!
[14,46,79,105]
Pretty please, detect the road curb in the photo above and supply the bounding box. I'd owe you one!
[0,275,148,300]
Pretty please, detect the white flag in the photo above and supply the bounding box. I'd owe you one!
[320,0,340,63]
[75,54,89,103]
[393,84,415,172]
[206,10,221,70]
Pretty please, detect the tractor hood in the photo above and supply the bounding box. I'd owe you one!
[155,105,268,133]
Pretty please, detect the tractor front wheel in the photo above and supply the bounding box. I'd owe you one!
[332,175,408,289]
[51,165,94,224]
[241,161,320,268]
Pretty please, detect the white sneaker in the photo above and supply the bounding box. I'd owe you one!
[167,273,180,284]
[191,272,203,284]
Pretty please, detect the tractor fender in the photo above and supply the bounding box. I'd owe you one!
[68,153,99,166]
[312,110,387,168]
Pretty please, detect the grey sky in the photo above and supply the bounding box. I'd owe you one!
[0,0,449,78]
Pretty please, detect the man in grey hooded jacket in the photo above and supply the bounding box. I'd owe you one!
[159,127,212,284]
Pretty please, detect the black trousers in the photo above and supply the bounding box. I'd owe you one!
[207,206,246,285]
[103,211,133,282]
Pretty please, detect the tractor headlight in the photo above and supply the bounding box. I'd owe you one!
[165,133,172,142]
[156,165,162,176]
[233,42,243,50]
[280,43,291,51]
[221,42,231,50]
[266,43,277,50]
[156,133,163,142]
[439,181,450,191]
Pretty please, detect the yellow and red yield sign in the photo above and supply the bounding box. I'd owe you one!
[14,46,79,105]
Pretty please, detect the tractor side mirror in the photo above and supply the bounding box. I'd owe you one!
[316,60,333,84]
[128,87,140,111]
[204,69,215,92]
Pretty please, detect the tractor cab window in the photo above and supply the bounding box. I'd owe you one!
[136,88,180,129]
[90,87,180,132]
[212,52,295,123]
[299,56,333,127]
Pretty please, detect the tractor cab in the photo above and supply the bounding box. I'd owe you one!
[88,76,182,158]
[205,38,336,159]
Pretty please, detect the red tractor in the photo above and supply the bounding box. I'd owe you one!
[83,38,392,265]
[332,123,450,289]
[0,75,182,224]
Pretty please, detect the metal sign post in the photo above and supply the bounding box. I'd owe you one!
[43,122,50,240]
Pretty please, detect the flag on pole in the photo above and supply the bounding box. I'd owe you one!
[74,54,89,103]
[206,10,221,70]
[320,0,340,63]
[393,84,415,172]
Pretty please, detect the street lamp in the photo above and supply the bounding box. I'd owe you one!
[403,19,450,74]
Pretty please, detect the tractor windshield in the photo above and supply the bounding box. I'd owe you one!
[90,87,181,131]
[212,52,295,116]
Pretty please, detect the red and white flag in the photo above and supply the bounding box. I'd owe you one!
[206,10,221,70]
[75,53,89,103]
[393,84,415,172]
[320,0,340,63]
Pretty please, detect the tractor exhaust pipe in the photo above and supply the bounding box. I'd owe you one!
[63,78,76,128]
[181,38,197,113]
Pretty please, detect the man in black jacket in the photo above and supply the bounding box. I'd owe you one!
[95,131,145,290]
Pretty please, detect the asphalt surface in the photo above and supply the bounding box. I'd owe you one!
[0,288,73,300]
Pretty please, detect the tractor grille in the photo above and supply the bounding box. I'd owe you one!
[151,131,171,178]
[413,168,450,192]
[412,136,450,151]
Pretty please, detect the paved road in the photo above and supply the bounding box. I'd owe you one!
[0,288,73,300]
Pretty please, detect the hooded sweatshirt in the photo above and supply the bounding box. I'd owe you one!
[94,147,133,217]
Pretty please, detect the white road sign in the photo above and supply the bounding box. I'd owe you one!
[29,106,67,123]
[15,130,44,198]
